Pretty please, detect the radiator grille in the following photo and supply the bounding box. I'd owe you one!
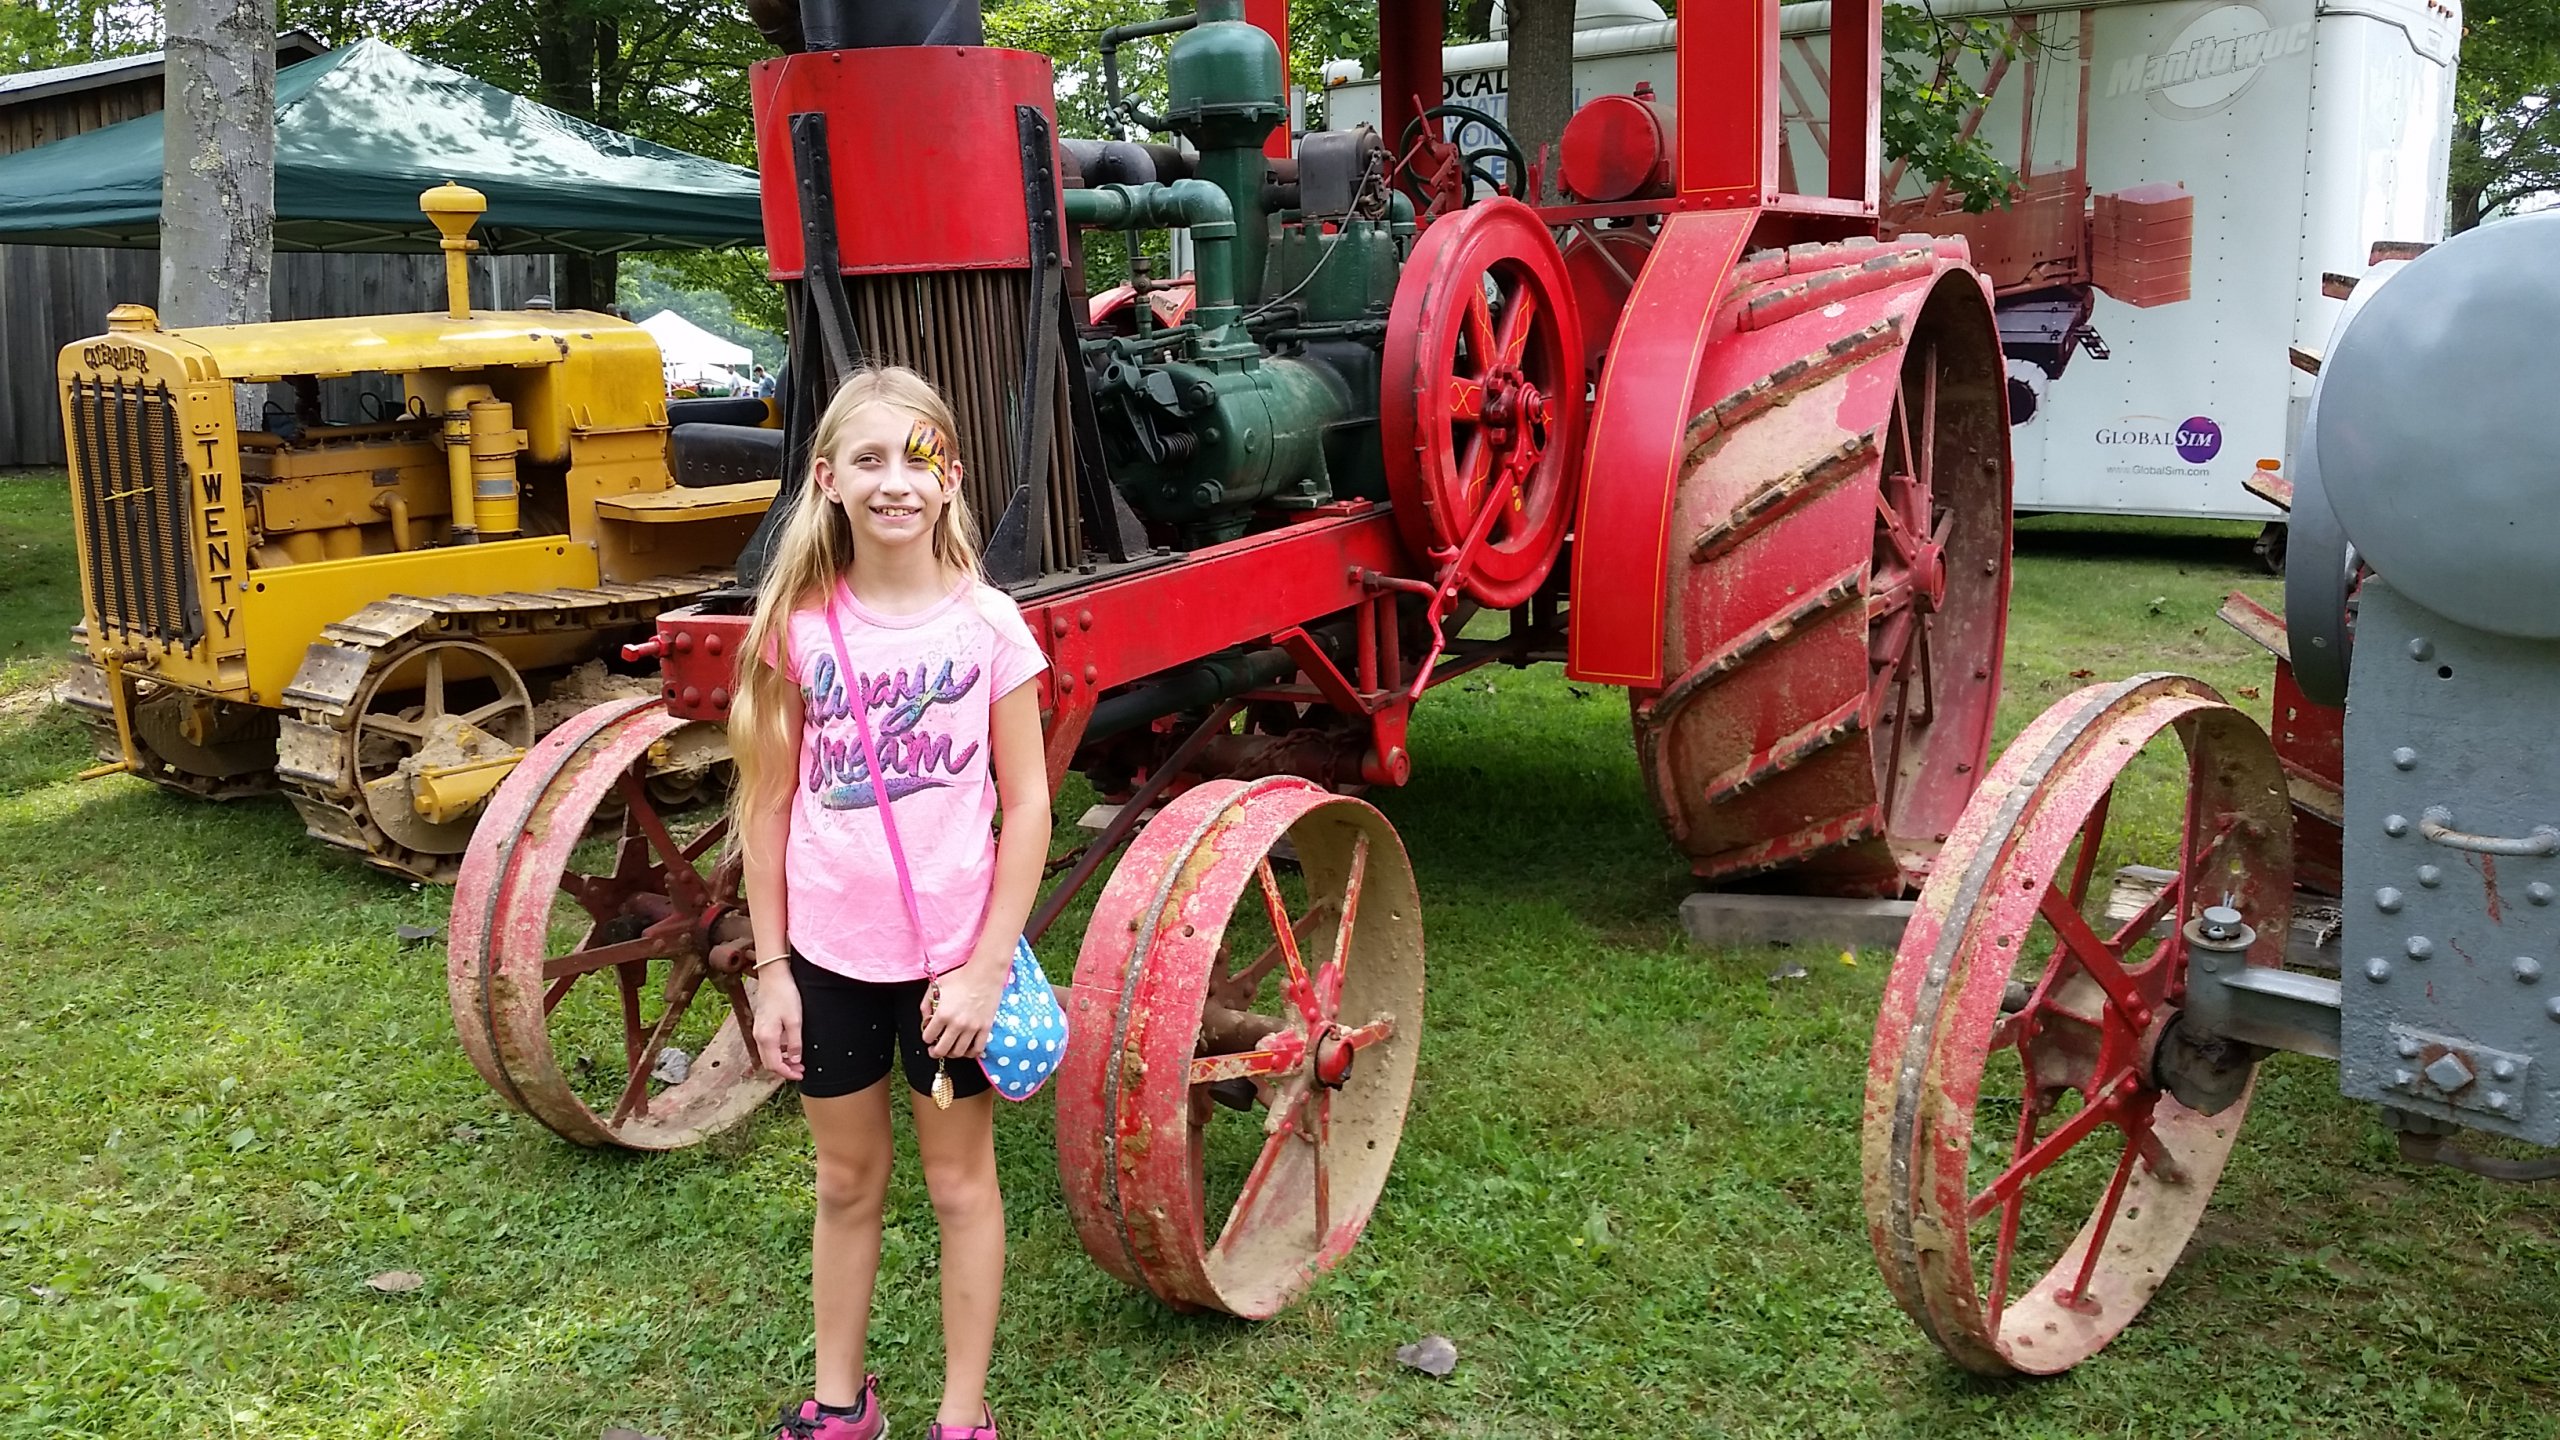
[66,376,202,647]
[846,270,1081,571]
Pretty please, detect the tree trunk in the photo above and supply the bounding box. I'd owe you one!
[554,253,623,313]
[160,0,275,427]
[1504,0,1576,203]
[2449,115,2486,234]
[529,0,621,311]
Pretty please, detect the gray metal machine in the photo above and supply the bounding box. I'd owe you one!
[2320,213,2560,1151]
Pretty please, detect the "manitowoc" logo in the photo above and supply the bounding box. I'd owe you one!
[2106,3,2310,119]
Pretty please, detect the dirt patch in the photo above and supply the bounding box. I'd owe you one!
[2351,1175,2414,1206]
[0,665,70,715]
[211,1267,300,1303]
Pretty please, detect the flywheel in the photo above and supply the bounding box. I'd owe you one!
[1381,197,1586,608]
[1635,238,2012,896]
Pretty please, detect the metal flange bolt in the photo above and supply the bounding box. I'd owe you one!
[2424,1052,2477,1093]
[2185,903,2256,953]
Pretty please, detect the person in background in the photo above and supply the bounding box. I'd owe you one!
[757,364,777,398]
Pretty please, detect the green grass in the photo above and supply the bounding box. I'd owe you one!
[2,487,2555,1439]
[0,471,79,691]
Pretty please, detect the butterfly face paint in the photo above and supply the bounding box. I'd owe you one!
[905,420,951,489]
[819,401,952,552]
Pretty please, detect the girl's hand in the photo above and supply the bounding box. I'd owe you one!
[920,959,1004,1060]
[752,964,804,1080]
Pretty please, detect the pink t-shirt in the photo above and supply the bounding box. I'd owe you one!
[781,577,1047,982]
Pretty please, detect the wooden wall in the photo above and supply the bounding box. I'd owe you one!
[0,74,163,157]
[0,248,557,467]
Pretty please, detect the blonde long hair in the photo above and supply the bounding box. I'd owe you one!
[730,367,982,841]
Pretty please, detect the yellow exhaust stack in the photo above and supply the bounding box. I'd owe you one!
[420,181,487,319]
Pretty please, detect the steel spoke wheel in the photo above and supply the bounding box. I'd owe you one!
[1382,197,1585,608]
[1864,674,2292,1375]
[449,696,779,1150]
[1058,776,1424,1317]
[355,639,535,859]
[1868,339,1985,847]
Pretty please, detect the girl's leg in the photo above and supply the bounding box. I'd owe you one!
[908,1087,1003,1426]
[804,1080,896,1409]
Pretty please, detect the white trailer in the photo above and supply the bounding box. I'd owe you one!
[1328,0,2462,524]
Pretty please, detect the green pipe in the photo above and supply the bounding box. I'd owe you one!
[1063,180,1239,319]
[1194,145,1269,308]
[1097,12,1194,136]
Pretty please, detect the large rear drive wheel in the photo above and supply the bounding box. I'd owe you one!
[1638,240,2012,895]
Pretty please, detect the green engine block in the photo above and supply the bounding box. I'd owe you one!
[1071,0,1413,545]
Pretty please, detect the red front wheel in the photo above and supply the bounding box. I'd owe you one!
[1863,674,2292,1374]
[448,697,777,1150]
[1056,778,1425,1317]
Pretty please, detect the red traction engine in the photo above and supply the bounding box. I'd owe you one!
[446,0,2015,1318]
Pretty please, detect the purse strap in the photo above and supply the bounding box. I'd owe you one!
[822,587,944,978]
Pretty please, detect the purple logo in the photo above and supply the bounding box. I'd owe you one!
[2174,416,2222,464]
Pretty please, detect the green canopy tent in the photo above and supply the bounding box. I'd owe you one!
[0,38,763,254]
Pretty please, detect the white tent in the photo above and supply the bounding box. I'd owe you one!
[638,308,752,389]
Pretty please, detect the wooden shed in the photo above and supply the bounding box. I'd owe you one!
[0,34,550,468]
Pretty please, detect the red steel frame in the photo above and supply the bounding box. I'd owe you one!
[662,0,1917,810]
[654,503,1437,793]
[1547,0,1891,687]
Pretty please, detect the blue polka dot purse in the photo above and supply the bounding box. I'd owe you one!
[827,601,1068,1107]
[970,934,1068,1102]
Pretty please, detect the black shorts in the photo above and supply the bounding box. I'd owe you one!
[790,952,991,1101]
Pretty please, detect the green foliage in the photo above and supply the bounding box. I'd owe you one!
[1282,0,1380,89]
[620,251,785,363]
[2448,0,2560,231]
[1878,2,2027,212]
[297,0,770,167]
[985,0,1171,137]
[0,0,157,74]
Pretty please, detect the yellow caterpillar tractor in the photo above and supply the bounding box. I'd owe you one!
[57,184,777,880]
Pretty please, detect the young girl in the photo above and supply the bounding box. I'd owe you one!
[732,367,1051,1440]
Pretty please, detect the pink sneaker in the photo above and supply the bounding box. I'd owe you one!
[926,1406,999,1440]
[772,1375,884,1440]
